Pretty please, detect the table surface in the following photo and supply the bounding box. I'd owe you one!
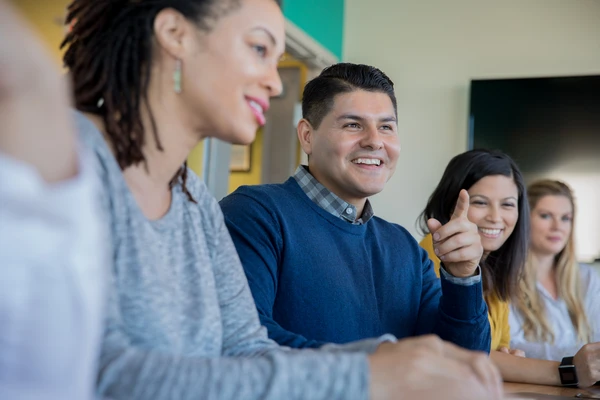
[504,382,600,399]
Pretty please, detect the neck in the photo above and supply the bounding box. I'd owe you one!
[128,79,202,188]
[531,251,556,281]
[86,78,204,219]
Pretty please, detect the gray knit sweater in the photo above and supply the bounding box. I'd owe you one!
[76,112,388,400]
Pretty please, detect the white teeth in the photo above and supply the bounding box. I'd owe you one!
[479,228,502,236]
[248,100,263,114]
[352,158,381,166]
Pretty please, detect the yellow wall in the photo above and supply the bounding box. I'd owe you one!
[188,130,263,194]
[13,0,71,66]
[187,141,205,178]
[228,129,264,193]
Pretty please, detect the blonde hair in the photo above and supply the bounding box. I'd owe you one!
[515,180,591,344]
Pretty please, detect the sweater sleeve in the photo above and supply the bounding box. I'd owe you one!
[414,244,491,352]
[97,282,370,400]
[97,192,372,400]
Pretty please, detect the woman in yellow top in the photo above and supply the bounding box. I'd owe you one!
[418,149,600,388]
[421,234,516,354]
[418,149,528,355]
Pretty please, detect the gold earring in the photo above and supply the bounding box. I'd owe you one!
[174,59,182,94]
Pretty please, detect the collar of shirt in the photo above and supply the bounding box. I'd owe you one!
[293,165,374,225]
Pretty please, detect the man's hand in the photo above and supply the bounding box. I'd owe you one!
[574,342,600,388]
[369,335,503,400]
[427,189,483,278]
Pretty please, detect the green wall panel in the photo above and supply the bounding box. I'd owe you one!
[283,0,344,60]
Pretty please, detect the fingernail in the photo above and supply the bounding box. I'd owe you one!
[440,255,445,261]
[434,247,439,255]
[433,233,440,241]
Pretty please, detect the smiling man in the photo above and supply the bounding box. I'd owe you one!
[219,63,491,352]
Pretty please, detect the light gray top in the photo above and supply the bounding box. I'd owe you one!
[509,264,600,360]
[0,151,106,400]
[76,112,389,400]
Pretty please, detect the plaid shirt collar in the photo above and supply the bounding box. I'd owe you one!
[293,165,374,225]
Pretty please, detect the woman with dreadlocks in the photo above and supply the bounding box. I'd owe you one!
[62,0,503,399]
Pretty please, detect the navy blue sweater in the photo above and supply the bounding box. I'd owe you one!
[220,178,491,352]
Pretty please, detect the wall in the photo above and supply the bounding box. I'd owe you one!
[228,130,264,193]
[284,0,345,59]
[344,0,600,241]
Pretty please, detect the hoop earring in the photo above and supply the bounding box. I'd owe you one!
[174,59,182,94]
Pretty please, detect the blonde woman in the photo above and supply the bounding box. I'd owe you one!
[510,180,600,384]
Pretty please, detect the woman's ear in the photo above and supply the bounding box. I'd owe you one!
[153,8,189,60]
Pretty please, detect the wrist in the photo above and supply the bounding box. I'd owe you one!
[442,263,480,278]
[558,356,579,387]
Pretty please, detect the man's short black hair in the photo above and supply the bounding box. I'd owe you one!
[302,63,397,129]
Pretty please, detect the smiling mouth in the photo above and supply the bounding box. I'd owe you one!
[352,158,383,167]
[479,228,503,238]
[246,98,267,126]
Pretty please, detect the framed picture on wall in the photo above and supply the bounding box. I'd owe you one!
[230,144,252,172]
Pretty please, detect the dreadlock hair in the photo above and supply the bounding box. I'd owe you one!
[62,0,255,202]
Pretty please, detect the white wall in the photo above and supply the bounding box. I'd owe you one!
[344,0,600,242]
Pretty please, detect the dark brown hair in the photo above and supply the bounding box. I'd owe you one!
[418,149,530,301]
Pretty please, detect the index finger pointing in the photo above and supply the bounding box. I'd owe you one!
[451,189,470,220]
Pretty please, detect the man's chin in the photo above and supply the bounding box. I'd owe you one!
[356,186,386,199]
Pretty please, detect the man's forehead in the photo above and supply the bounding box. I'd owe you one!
[329,90,395,119]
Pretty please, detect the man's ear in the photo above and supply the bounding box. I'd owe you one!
[297,118,314,156]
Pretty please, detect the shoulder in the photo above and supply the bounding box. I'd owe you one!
[74,111,111,164]
[580,264,600,290]
[370,216,414,238]
[486,293,509,317]
[220,180,298,214]
[419,233,434,253]
[180,168,223,226]
[181,168,211,206]
[227,181,293,201]
[369,216,426,257]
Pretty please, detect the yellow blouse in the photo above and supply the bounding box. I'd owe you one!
[419,234,510,352]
